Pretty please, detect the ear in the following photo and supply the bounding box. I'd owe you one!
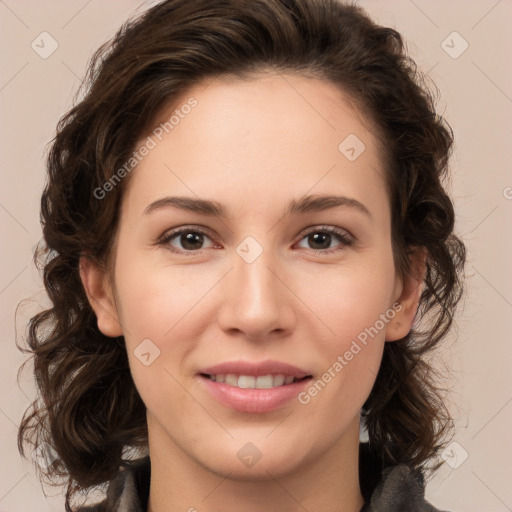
[79,255,123,337]
[385,247,427,342]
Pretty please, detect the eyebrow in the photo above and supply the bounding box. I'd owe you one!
[143,194,371,218]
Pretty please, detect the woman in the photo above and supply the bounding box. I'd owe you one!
[18,0,465,511]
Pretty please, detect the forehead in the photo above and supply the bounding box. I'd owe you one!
[122,72,388,219]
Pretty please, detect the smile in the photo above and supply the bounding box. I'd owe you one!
[199,374,313,413]
[202,373,306,389]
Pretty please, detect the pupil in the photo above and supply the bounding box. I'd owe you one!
[310,232,330,249]
[182,232,203,250]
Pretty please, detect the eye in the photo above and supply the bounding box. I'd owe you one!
[295,226,354,254]
[159,227,217,254]
[158,225,354,255]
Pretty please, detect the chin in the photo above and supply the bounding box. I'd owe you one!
[193,439,310,481]
[207,456,303,482]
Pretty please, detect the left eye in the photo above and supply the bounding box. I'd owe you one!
[159,226,353,254]
[295,227,353,253]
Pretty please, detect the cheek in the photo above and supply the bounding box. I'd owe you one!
[296,279,389,439]
[112,251,222,402]
[295,253,396,341]
[294,253,396,407]
[114,252,215,340]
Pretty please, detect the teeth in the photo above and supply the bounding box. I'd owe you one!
[209,373,299,389]
[238,375,256,388]
[273,374,285,386]
[224,374,238,386]
[256,375,274,388]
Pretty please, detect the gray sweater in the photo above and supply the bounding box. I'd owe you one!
[78,443,448,511]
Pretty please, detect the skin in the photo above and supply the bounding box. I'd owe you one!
[80,72,425,512]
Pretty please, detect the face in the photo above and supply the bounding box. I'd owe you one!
[83,72,421,480]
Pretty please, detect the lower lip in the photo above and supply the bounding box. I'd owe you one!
[199,375,312,413]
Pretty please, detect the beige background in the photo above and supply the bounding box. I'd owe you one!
[1,1,511,510]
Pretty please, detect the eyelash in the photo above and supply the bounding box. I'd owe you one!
[158,225,355,255]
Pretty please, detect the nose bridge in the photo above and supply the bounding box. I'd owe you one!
[235,237,283,311]
[218,235,294,338]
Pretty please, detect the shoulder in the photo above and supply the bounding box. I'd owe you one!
[74,456,150,512]
[359,443,450,512]
[362,464,449,512]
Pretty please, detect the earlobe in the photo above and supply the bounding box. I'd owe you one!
[385,247,427,342]
[79,256,123,337]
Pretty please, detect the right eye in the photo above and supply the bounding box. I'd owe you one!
[159,227,218,254]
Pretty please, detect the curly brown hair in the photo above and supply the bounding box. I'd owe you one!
[17,0,465,509]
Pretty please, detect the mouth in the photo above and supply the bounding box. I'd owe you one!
[197,360,313,413]
[198,373,313,413]
[200,373,311,389]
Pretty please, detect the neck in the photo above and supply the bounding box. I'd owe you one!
[146,415,365,512]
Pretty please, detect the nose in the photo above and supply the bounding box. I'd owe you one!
[216,243,296,342]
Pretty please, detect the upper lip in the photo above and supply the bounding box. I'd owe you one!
[198,360,311,379]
